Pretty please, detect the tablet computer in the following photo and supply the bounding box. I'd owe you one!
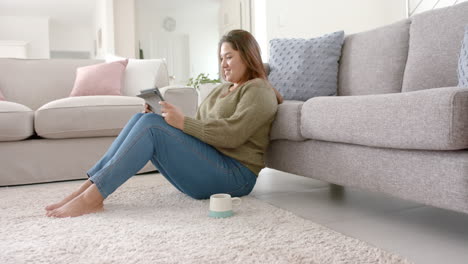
[137,87,165,114]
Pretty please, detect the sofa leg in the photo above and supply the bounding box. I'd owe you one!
[329,184,345,200]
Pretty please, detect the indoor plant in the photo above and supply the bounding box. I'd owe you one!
[187,73,221,91]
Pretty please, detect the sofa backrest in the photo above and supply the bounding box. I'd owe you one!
[0,59,102,110]
[242,2,468,98]
[402,1,468,92]
[338,20,410,96]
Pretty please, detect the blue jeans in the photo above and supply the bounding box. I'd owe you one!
[87,113,257,200]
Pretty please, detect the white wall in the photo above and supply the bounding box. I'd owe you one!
[49,21,93,53]
[261,0,407,60]
[219,0,252,35]
[113,0,137,58]
[409,0,468,16]
[95,0,115,59]
[136,0,220,84]
[0,16,50,58]
[0,0,96,59]
[266,0,406,39]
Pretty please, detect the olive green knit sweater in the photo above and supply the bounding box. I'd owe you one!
[183,78,278,175]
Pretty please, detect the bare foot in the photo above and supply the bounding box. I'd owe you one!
[46,184,104,218]
[45,180,93,211]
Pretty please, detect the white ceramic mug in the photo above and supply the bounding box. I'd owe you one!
[209,193,242,218]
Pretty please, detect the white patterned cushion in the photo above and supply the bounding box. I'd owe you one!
[458,25,468,87]
[268,31,344,101]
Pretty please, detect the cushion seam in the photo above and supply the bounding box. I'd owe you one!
[0,133,33,138]
[37,104,142,111]
[296,103,304,140]
[38,127,122,135]
[450,91,468,148]
[0,111,34,114]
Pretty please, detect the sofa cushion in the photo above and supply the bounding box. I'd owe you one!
[459,25,468,87]
[268,31,344,101]
[70,60,128,97]
[106,55,170,96]
[301,87,468,150]
[402,2,468,92]
[35,96,144,139]
[270,100,305,141]
[160,86,198,118]
[0,101,34,141]
[338,20,410,95]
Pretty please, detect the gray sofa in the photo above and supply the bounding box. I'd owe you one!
[265,2,468,214]
[0,59,197,186]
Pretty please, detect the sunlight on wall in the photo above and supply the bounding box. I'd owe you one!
[253,0,268,62]
[408,0,468,16]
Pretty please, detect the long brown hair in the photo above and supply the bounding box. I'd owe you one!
[219,30,283,104]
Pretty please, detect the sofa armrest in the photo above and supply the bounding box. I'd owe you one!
[301,87,468,150]
[159,85,198,117]
[270,100,306,141]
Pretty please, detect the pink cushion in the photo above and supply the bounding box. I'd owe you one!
[0,89,5,101]
[70,60,128,97]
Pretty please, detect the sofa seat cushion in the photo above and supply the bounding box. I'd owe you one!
[35,96,144,139]
[301,87,468,150]
[0,101,34,141]
[270,100,305,141]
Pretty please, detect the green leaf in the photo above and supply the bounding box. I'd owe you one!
[187,73,221,90]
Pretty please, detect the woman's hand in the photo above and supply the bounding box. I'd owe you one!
[143,103,153,113]
[160,101,185,130]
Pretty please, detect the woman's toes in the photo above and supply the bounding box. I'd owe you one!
[52,210,63,218]
[51,209,62,218]
[45,204,58,211]
[46,210,54,217]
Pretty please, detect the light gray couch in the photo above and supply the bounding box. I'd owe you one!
[0,59,198,186]
[265,2,468,214]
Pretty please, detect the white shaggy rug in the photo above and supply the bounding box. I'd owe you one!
[0,174,411,264]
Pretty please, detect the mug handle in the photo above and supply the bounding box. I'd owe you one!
[231,197,242,206]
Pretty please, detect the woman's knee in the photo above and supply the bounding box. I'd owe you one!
[129,112,145,123]
[131,113,169,133]
[140,113,165,124]
[133,112,145,118]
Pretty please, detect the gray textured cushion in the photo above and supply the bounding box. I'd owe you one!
[402,2,468,92]
[338,20,410,95]
[269,100,305,141]
[459,26,468,87]
[268,31,344,101]
[300,87,468,150]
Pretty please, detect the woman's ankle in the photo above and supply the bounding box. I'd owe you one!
[82,184,105,204]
